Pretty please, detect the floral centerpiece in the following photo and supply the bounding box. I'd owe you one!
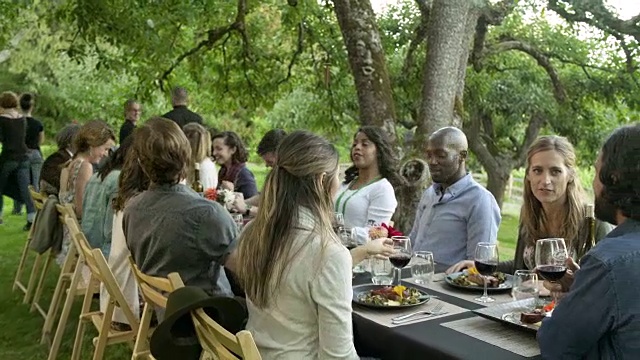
[204,188,236,210]
[369,223,404,239]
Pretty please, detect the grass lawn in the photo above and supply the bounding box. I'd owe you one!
[0,174,519,359]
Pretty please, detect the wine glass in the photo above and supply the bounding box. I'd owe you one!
[535,238,568,303]
[474,242,499,303]
[389,236,412,286]
[512,270,539,309]
[333,212,345,234]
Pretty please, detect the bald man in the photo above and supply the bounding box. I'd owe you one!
[409,127,501,267]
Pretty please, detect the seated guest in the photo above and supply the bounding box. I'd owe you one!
[212,131,258,199]
[81,136,133,259]
[448,136,612,274]
[335,126,399,244]
[183,122,217,189]
[537,124,640,359]
[40,124,80,195]
[228,131,359,360]
[58,120,115,264]
[104,139,150,330]
[409,127,500,267]
[0,91,36,228]
[123,117,237,296]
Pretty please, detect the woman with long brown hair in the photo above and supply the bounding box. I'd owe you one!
[448,135,612,274]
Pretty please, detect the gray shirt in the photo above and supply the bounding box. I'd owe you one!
[409,174,501,266]
[123,183,237,296]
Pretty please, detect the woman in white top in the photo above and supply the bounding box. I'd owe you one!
[335,126,399,244]
[226,131,364,360]
[183,123,217,189]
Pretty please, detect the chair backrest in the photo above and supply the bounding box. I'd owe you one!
[55,203,77,228]
[191,309,261,360]
[28,185,47,211]
[128,257,178,309]
[64,216,140,332]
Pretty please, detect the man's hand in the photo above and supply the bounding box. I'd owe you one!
[542,257,580,296]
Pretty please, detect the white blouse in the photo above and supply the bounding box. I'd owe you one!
[199,157,218,190]
[334,178,397,244]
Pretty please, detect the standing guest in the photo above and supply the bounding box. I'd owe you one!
[256,128,287,168]
[447,136,612,274]
[228,131,359,360]
[538,124,640,359]
[212,131,258,200]
[409,127,500,267]
[81,136,133,259]
[106,140,150,331]
[183,123,217,190]
[335,126,399,244]
[119,99,141,144]
[0,91,36,229]
[40,124,80,195]
[12,93,44,215]
[57,120,115,264]
[123,117,237,296]
[162,87,203,128]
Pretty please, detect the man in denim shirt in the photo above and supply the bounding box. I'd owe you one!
[409,127,500,267]
[538,124,640,359]
[124,117,237,297]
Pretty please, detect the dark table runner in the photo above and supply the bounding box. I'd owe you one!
[352,270,542,360]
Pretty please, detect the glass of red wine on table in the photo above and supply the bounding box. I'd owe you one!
[389,236,412,286]
[474,242,500,303]
[535,238,568,304]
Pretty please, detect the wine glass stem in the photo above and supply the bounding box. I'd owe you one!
[395,268,401,286]
[483,276,489,299]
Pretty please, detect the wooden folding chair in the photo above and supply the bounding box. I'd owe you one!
[46,205,98,358]
[60,216,140,360]
[128,258,183,360]
[12,185,49,305]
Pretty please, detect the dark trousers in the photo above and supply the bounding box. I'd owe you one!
[13,150,43,213]
[0,160,36,218]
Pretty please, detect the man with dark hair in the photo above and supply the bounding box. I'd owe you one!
[162,87,203,128]
[119,99,140,144]
[256,129,287,167]
[123,117,237,297]
[538,124,640,359]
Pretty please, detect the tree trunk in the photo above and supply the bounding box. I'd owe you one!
[485,168,510,210]
[332,0,397,137]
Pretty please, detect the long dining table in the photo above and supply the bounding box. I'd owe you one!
[352,268,543,360]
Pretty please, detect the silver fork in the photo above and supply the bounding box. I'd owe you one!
[391,302,446,322]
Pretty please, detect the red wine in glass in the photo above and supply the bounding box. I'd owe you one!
[537,265,567,281]
[389,254,412,268]
[474,261,498,276]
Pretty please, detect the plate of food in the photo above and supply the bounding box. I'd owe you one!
[352,284,431,309]
[473,299,555,333]
[445,267,513,292]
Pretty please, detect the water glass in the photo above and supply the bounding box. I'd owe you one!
[411,251,434,284]
[370,258,394,285]
[512,270,539,308]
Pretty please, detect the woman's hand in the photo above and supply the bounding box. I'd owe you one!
[542,257,580,297]
[221,180,235,191]
[231,196,247,213]
[446,260,474,274]
[364,238,394,258]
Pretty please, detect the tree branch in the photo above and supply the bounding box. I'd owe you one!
[401,0,430,76]
[514,112,545,167]
[277,21,305,85]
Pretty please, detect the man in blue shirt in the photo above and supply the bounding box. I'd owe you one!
[538,124,640,359]
[409,127,500,267]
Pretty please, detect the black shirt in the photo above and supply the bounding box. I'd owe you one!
[25,116,44,152]
[0,116,28,161]
[162,105,203,128]
[119,119,136,144]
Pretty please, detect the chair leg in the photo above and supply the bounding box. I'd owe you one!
[13,237,32,293]
[132,303,153,359]
[23,254,43,304]
[41,246,78,346]
[71,277,96,360]
[92,300,115,360]
[47,264,82,360]
[31,250,54,316]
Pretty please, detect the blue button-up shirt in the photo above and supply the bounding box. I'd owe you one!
[409,174,501,267]
[538,218,640,360]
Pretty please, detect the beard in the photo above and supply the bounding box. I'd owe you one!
[595,194,618,225]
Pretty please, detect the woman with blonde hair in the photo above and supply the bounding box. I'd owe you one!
[183,122,217,189]
[229,131,360,359]
[448,135,612,274]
